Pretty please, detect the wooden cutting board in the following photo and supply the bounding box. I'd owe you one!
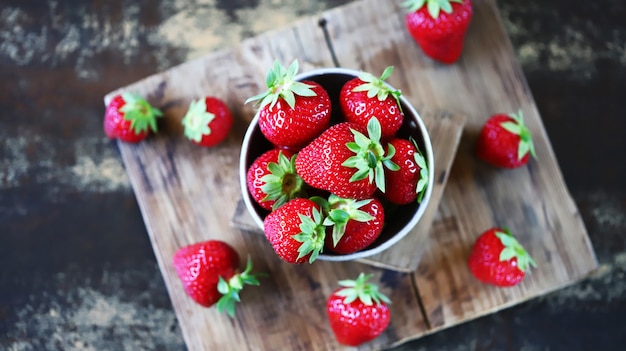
[104,0,598,350]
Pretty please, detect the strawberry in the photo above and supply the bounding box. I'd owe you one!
[245,60,331,148]
[263,198,326,264]
[246,149,306,211]
[295,118,399,200]
[403,0,473,64]
[104,92,163,143]
[382,138,429,204]
[172,240,260,316]
[339,66,404,138]
[475,110,537,168]
[182,96,233,147]
[315,194,385,255]
[326,273,391,346]
[468,227,537,287]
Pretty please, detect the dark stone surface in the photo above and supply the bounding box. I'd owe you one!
[1,0,624,350]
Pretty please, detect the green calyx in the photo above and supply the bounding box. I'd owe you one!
[342,117,400,193]
[314,194,375,247]
[120,92,163,134]
[499,110,537,161]
[495,228,538,272]
[335,273,391,306]
[410,137,429,204]
[182,98,215,142]
[244,60,317,110]
[402,0,463,19]
[293,207,327,264]
[353,66,402,112]
[216,256,261,317]
[260,152,306,210]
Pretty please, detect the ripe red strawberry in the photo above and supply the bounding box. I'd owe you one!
[475,110,537,168]
[326,273,391,346]
[382,138,429,204]
[339,66,404,138]
[246,149,306,211]
[172,240,260,316]
[182,96,233,147]
[317,194,385,255]
[245,60,331,148]
[263,198,326,264]
[295,118,399,200]
[403,0,473,64]
[104,92,163,143]
[468,227,537,287]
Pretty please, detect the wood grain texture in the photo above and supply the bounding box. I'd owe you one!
[104,0,598,350]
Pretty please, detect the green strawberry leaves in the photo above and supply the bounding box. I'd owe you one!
[353,66,402,112]
[216,256,262,317]
[182,98,215,142]
[260,152,305,210]
[335,273,391,306]
[343,117,400,192]
[500,110,537,161]
[495,228,537,272]
[413,142,429,204]
[293,207,326,263]
[402,0,463,19]
[120,92,163,134]
[315,194,375,247]
[245,60,317,110]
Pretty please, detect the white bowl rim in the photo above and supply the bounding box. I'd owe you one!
[239,67,435,261]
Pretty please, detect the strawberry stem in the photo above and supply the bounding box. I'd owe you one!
[500,110,537,161]
[335,273,391,306]
[119,92,163,134]
[216,256,261,317]
[352,66,403,113]
[244,60,317,110]
[318,194,375,247]
[402,0,464,19]
[410,137,430,204]
[495,228,537,272]
[342,118,399,193]
[182,98,215,142]
[260,152,306,210]
[293,207,326,263]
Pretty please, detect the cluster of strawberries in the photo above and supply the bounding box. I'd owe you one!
[244,61,430,264]
[104,91,233,147]
[102,0,542,346]
[172,239,391,347]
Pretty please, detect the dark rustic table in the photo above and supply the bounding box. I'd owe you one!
[2,1,625,350]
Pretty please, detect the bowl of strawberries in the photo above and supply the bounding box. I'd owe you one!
[240,60,434,263]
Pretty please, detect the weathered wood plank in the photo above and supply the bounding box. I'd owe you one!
[105,0,598,350]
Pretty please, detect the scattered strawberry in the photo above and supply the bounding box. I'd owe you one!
[245,60,331,148]
[339,66,404,138]
[172,240,260,316]
[295,118,399,200]
[468,227,537,287]
[316,194,385,255]
[263,198,326,264]
[475,110,537,168]
[104,92,163,143]
[382,138,429,204]
[326,273,391,346]
[182,96,233,147]
[246,149,306,211]
[403,0,473,64]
